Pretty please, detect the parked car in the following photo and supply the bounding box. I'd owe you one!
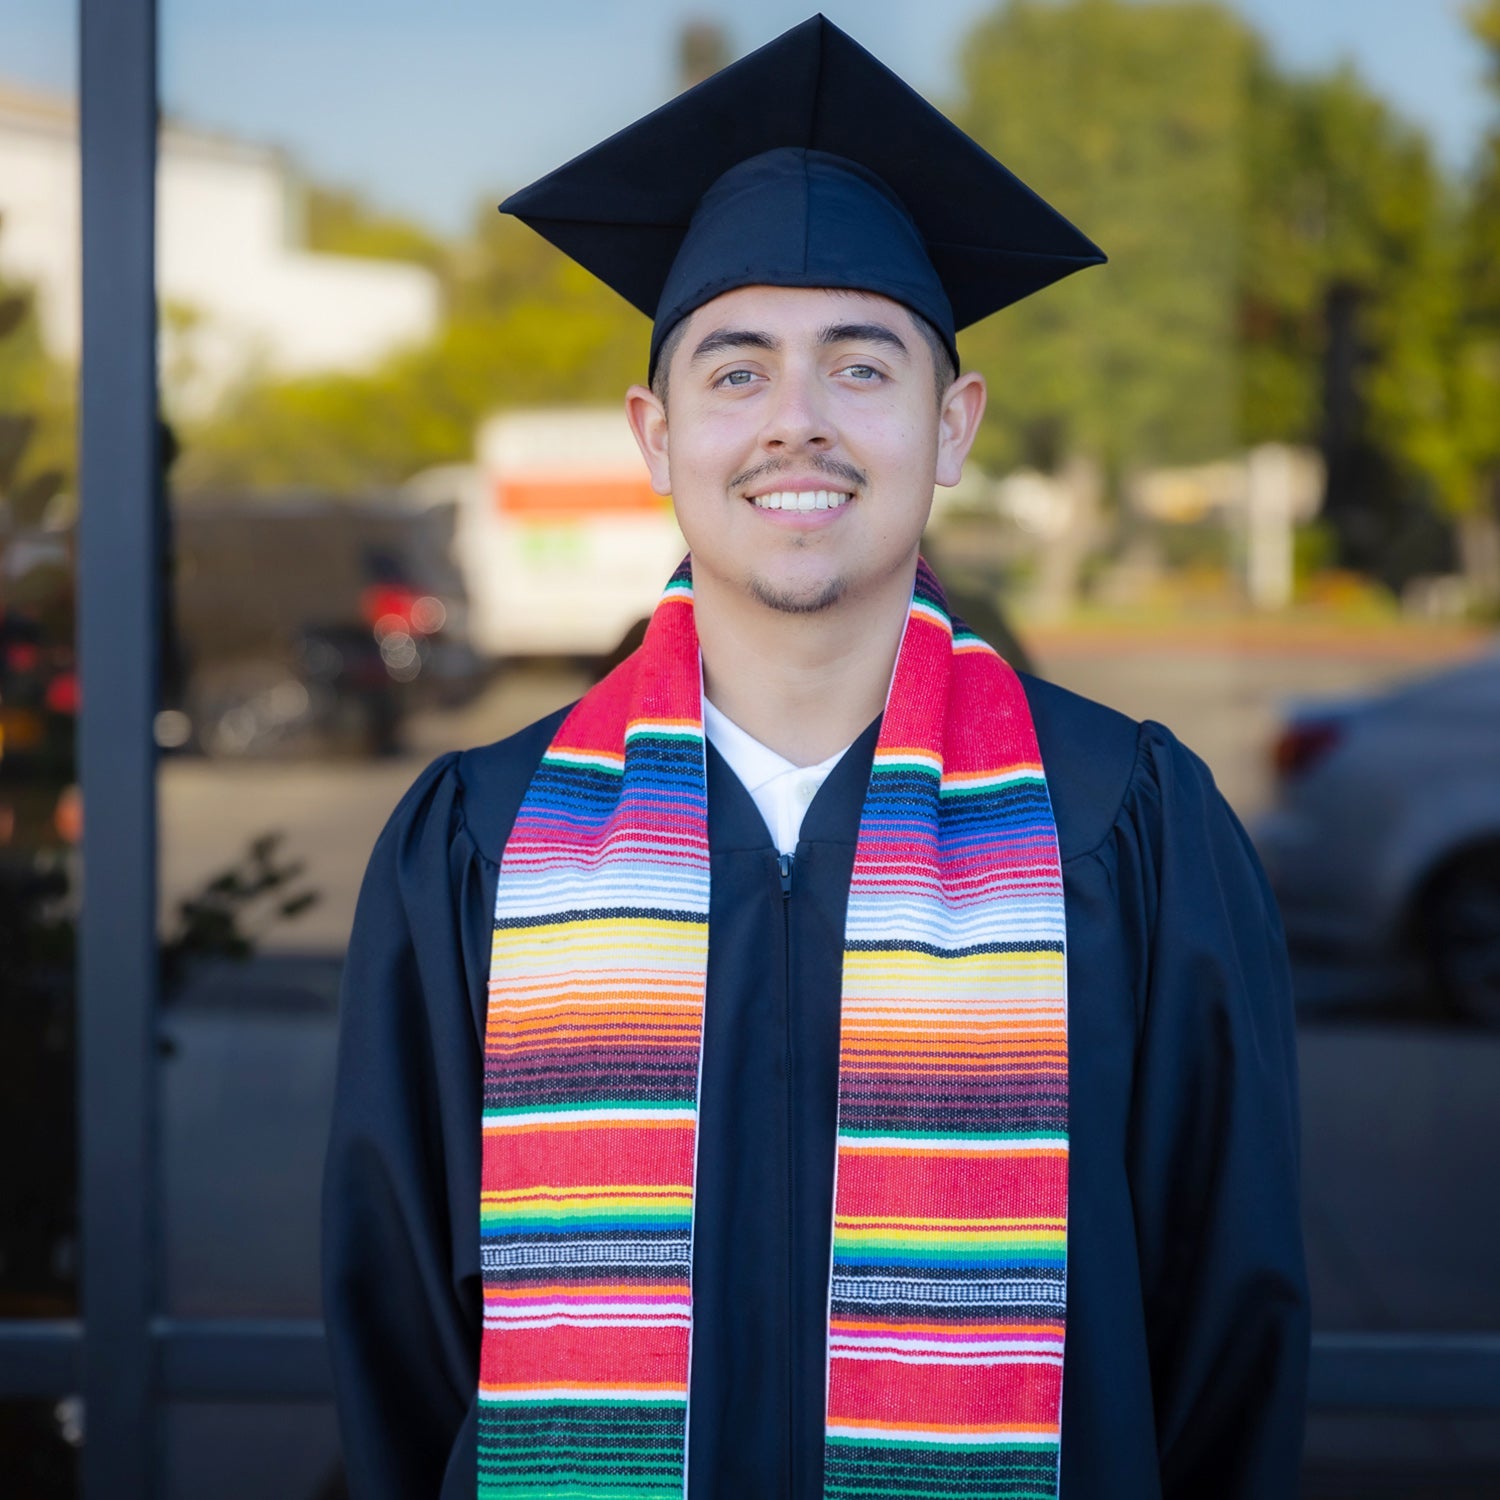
[1255,646,1500,1024]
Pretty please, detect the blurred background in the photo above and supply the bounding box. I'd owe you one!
[2,0,1498,1494]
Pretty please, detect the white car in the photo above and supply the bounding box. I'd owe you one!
[1255,647,1500,1024]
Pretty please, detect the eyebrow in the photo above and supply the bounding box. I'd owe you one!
[689,320,911,364]
[817,321,910,357]
[689,328,780,363]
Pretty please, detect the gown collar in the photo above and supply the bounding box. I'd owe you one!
[704,713,882,855]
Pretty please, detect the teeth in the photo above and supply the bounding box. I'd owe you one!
[752,489,850,511]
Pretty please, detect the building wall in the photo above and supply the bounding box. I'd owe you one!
[0,83,80,356]
[0,79,440,414]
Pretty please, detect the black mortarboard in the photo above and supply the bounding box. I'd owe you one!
[499,14,1106,379]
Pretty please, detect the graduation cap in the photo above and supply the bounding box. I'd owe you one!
[500,14,1106,379]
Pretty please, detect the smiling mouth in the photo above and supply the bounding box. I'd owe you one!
[750,489,852,512]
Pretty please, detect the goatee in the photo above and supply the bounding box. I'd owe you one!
[747,575,847,614]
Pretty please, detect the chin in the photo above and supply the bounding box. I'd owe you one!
[745,571,848,615]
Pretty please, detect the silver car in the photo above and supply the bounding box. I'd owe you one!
[1255,646,1500,1024]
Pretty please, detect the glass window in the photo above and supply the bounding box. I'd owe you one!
[1,6,81,1493]
[162,1403,340,1500]
[0,0,81,1326]
[3,0,1495,1492]
[153,1,1500,1492]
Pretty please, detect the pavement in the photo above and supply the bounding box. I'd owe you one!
[158,664,592,956]
[158,634,1478,952]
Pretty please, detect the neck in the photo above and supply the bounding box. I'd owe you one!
[692,558,916,766]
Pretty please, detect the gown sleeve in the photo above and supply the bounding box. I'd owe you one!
[321,752,492,1498]
[1122,722,1310,1497]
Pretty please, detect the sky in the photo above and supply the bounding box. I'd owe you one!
[1,0,1491,235]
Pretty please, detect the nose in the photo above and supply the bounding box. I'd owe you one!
[759,361,834,453]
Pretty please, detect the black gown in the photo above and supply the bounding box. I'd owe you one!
[321,672,1309,1499]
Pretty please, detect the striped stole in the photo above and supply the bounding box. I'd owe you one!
[480,559,1068,1499]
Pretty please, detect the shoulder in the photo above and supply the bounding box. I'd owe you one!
[1018,669,1248,873]
[1015,671,1146,863]
[447,701,575,858]
[370,702,575,869]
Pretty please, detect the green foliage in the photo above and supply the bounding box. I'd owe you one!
[0,287,47,415]
[160,831,320,992]
[952,0,1253,474]
[948,0,1483,530]
[0,245,74,506]
[1452,0,1500,506]
[1292,519,1338,583]
[1239,55,1459,504]
[176,354,467,493]
[1472,0,1500,79]
[302,184,449,274]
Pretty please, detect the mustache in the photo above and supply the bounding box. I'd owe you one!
[730,455,867,493]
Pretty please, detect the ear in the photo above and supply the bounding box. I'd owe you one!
[625,384,672,496]
[934,371,987,488]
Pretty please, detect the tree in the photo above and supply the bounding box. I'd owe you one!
[1466,0,1500,332]
[1239,51,1460,585]
[951,0,1254,476]
[1447,0,1500,606]
[1238,59,1443,449]
[301,184,448,274]
[950,0,1467,590]
[0,233,74,521]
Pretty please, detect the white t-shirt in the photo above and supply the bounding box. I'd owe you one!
[701,697,852,857]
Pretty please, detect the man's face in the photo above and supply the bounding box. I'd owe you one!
[627,285,984,616]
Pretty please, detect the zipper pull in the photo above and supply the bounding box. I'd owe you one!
[778,852,794,898]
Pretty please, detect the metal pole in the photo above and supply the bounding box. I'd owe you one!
[77,0,159,1493]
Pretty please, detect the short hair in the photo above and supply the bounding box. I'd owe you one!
[649,317,691,406]
[649,300,956,408]
[912,313,959,402]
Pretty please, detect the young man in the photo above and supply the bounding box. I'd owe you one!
[323,18,1308,1499]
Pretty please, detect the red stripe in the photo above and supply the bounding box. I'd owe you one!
[483,1124,697,1190]
[827,1356,1062,1427]
[833,1150,1067,1218]
[481,1323,690,1387]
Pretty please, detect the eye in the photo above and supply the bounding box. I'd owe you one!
[715,368,759,388]
[839,363,883,381]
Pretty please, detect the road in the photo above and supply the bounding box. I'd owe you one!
[159,664,592,954]
[159,637,1461,953]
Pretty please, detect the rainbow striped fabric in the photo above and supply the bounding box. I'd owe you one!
[480,559,1068,1499]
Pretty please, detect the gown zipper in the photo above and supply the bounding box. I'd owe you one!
[779,847,796,1494]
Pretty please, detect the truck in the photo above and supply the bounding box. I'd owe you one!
[404,408,686,664]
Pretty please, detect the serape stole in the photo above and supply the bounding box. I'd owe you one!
[480,558,1069,1499]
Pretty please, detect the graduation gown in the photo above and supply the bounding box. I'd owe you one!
[321,671,1309,1499]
